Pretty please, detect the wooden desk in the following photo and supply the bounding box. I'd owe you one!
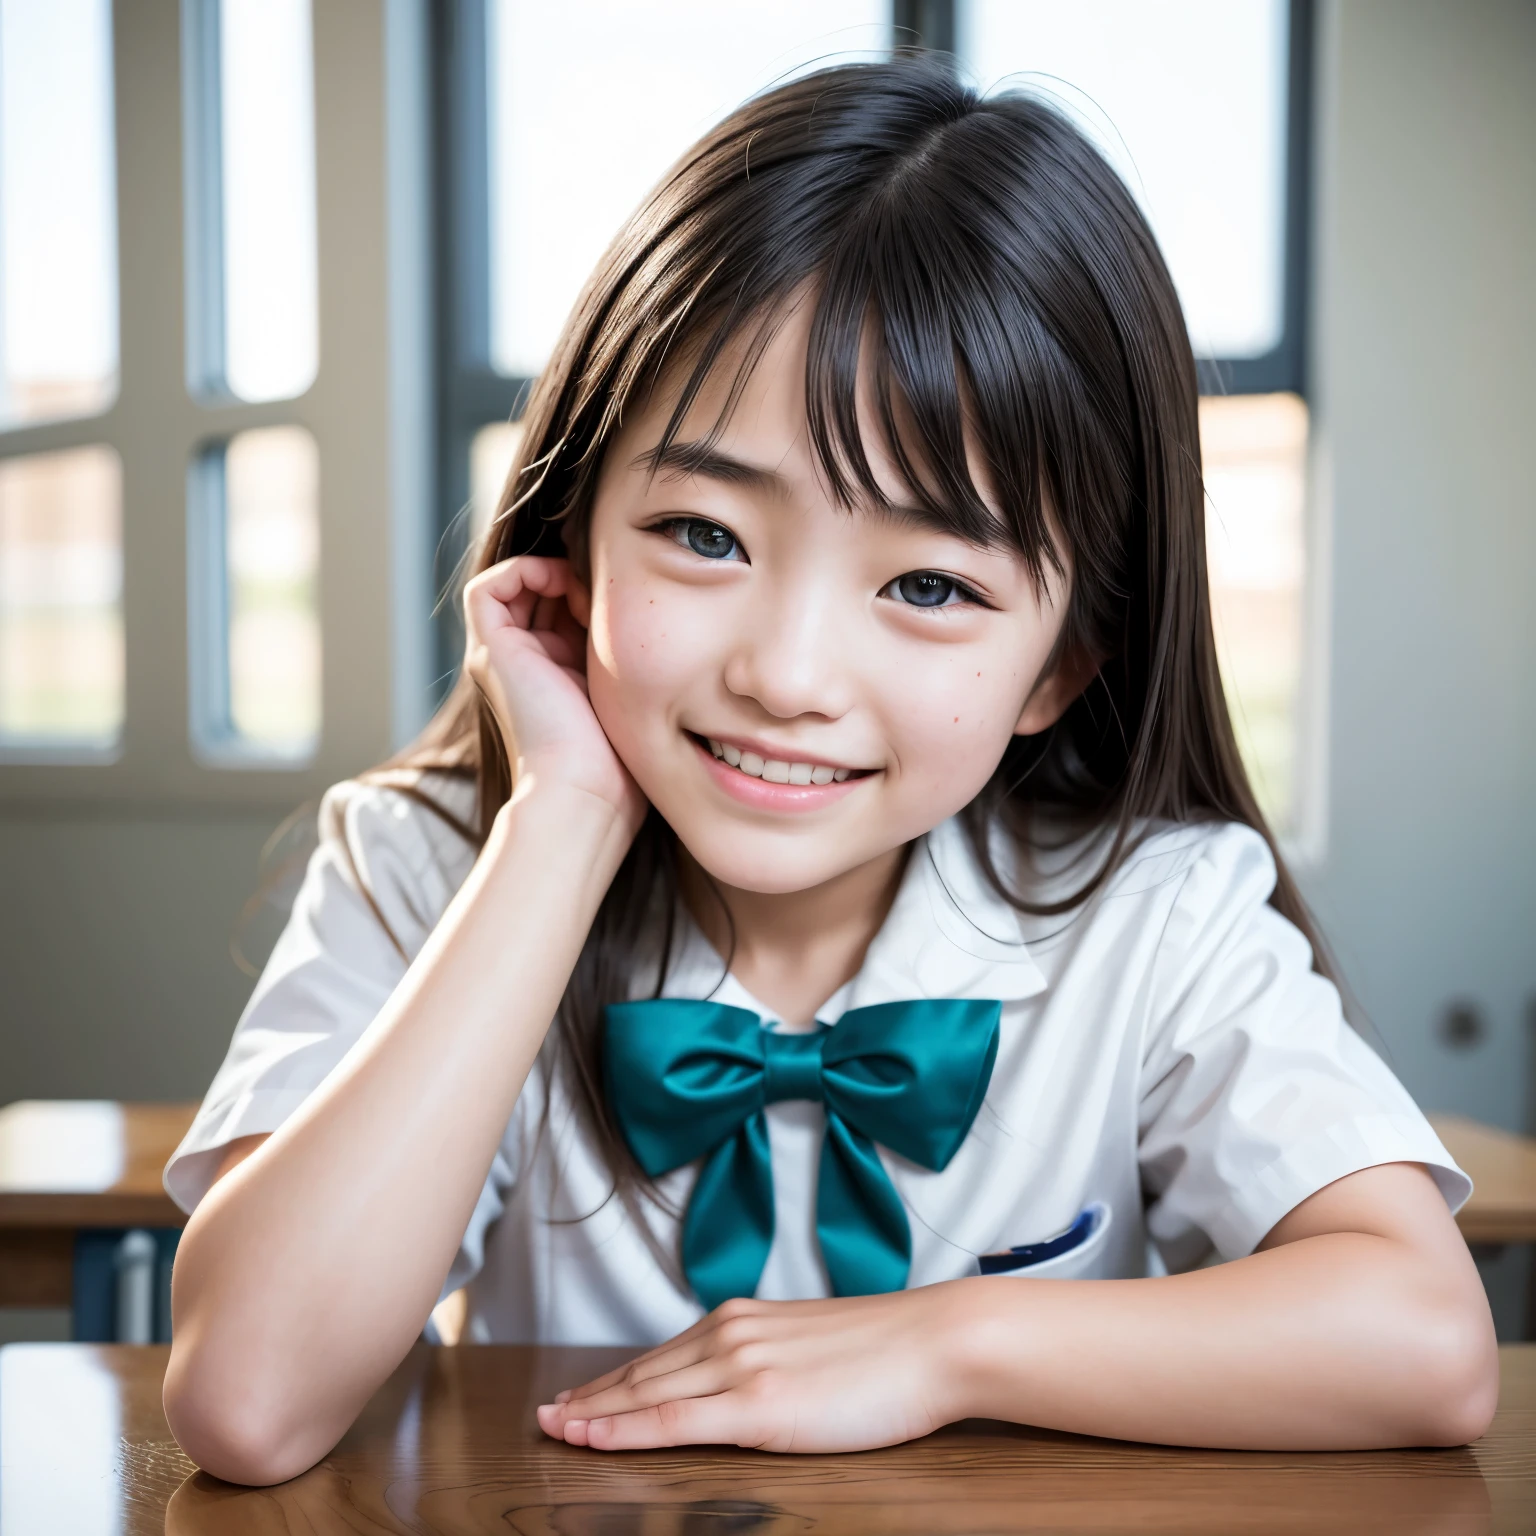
[2,1343,1533,1534]
[0,1101,195,1318]
[1430,1115,1536,1246]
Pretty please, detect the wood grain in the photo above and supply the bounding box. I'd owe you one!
[3,1343,1532,1536]
[1430,1115,1536,1245]
[0,1100,195,1228]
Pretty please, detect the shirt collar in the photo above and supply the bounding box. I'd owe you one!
[846,814,1046,1010]
[661,815,1046,1018]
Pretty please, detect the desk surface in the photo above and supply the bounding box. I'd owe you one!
[0,1100,192,1228]
[2,1343,1533,1535]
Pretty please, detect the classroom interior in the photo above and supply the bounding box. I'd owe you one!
[0,0,1532,1368]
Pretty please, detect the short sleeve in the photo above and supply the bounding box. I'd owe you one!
[1137,824,1470,1269]
[163,774,485,1214]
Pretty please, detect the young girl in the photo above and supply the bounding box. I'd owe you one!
[162,58,1496,1485]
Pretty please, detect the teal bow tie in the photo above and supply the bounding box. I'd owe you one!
[603,998,1001,1310]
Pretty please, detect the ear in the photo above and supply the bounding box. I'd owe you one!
[1013,645,1100,737]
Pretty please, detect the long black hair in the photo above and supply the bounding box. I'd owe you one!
[394,55,1335,1203]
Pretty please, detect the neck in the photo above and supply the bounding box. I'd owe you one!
[677,841,912,1028]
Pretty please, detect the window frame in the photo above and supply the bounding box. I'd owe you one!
[0,0,434,806]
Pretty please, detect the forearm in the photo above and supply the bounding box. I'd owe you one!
[945,1232,1496,1449]
[165,783,630,1482]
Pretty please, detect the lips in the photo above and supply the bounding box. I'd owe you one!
[686,732,871,810]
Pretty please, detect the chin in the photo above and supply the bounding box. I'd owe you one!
[670,823,862,895]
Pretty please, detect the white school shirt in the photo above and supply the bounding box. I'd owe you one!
[165,773,1469,1346]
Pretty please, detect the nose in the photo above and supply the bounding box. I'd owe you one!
[721,579,854,721]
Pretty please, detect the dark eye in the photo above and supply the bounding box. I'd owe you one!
[665,518,742,561]
[891,571,958,608]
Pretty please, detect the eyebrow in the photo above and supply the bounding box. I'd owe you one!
[635,440,791,497]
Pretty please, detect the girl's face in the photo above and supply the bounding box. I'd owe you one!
[572,308,1078,895]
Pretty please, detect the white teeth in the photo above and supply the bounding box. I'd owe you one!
[704,736,859,786]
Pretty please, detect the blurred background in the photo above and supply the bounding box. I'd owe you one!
[0,1,1530,1332]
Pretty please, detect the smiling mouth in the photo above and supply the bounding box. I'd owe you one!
[688,733,872,787]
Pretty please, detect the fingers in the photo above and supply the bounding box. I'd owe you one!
[556,1335,711,1405]
[538,1390,761,1452]
[464,556,577,641]
[561,1355,740,1423]
[556,1299,768,1403]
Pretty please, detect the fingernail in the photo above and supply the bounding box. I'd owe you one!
[555,1389,572,1404]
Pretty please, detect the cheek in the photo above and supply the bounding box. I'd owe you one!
[877,639,1036,781]
[585,577,717,740]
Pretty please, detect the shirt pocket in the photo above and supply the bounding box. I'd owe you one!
[972,1201,1113,1280]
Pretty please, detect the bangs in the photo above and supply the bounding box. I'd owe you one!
[629,258,1060,587]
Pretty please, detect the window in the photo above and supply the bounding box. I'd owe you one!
[182,0,326,770]
[183,0,319,403]
[485,0,890,379]
[0,0,118,429]
[0,2,428,799]
[1201,394,1308,823]
[958,0,1291,365]
[0,446,122,753]
[0,0,121,760]
[189,426,321,763]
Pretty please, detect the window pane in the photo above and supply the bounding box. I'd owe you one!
[488,0,889,378]
[191,426,320,761]
[1201,393,1308,831]
[470,421,523,549]
[198,0,319,403]
[958,0,1288,359]
[0,446,123,751]
[0,0,117,426]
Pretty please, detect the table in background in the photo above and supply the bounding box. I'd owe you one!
[1430,1115,1536,1245]
[1,1103,1533,1342]
[2,1342,1533,1535]
[0,1101,196,1341]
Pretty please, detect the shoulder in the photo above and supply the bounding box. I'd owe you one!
[302,769,481,959]
[1002,814,1280,945]
[318,769,479,881]
[1107,819,1278,921]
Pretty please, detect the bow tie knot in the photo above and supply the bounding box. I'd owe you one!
[761,1029,827,1104]
[604,997,1001,1310]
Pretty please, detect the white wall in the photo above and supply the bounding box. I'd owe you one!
[1302,0,1536,1132]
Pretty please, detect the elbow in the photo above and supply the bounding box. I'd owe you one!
[1396,1298,1500,1447]
[163,1347,328,1487]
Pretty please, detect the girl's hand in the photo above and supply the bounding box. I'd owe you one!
[463,556,646,833]
[535,1288,969,1453]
